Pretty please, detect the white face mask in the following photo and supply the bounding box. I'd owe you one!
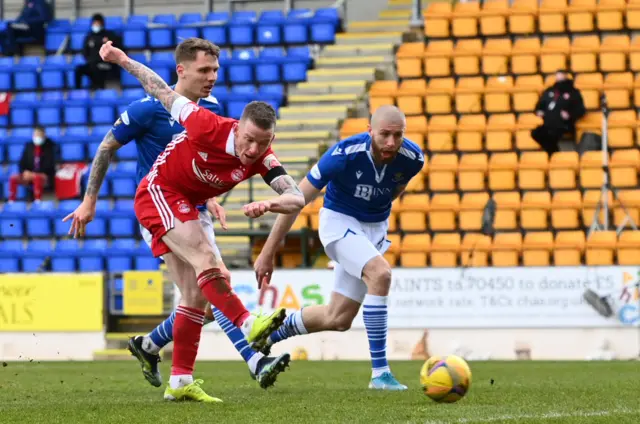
[33,136,44,146]
[91,24,102,34]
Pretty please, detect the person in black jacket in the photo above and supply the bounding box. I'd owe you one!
[74,14,122,89]
[8,126,57,202]
[0,0,52,56]
[531,71,587,155]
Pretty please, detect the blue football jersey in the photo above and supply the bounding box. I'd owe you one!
[307,132,424,223]
[111,92,221,185]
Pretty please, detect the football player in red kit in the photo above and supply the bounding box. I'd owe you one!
[99,41,305,402]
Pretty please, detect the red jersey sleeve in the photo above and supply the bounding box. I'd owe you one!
[255,148,288,185]
[170,96,219,147]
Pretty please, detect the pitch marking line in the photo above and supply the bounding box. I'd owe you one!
[423,408,638,423]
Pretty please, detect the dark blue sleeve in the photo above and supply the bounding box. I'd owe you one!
[306,142,347,190]
[111,99,154,145]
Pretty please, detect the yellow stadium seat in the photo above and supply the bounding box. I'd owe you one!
[423,2,452,39]
[607,109,635,148]
[633,74,640,107]
[512,75,544,112]
[406,115,428,135]
[630,36,640,72]
[586,231,617,266]
[456,114,486,152]
[574,72,603,110]
[398,193,428,231]
[599,35,630,72]
[397,79,427,116]
[597,0,626,31]
[540,36,570,74]
[399,193,429,212]
[570,35,599,74]
[580,151,606,189]
[603,73,633,110]
[582,189,613,227]
[406,132,426,152]
[518,151,549,190]
[479,0,509,36]
[459,192,490,231]
[458,152,488,192]
[567,0,596,33]
[388,212,397,232]
[431,233,461,268]
[508,0,538,35]
[515,113,543,150]
[493,191,520,230]
[485,76,513,114]
[400,234,430,268]
[521,191,551,230]
[424,40,453,78]
[429,193,460,231]
[369,96,394,115]
[369,80,398,97]
[613,190,640,229]
[576,111,603,140]
[628,0,640,30]
[385,233,401,265]
[489,152,518,191]
[425,77,455,115]
[455,77,484,114]
[429,153,458,192]
[491,233,522,267]
[549,151,579,189]
[460,233,492,267]
[482,38,512,75]
[486,113,515,151]
[405,173,425,192]
[340,118,369,139]
[523,231,554,266]
[539,0,568,34]
[453,39,483,76]
[551,190,582,230]
[451,1,480,38]
[617,231,640,265]
[610,149,640,188]
[281,252,303,268]
[554,231,586,266]
[511,37,541,75]
[396,42,424,79]
[427,114,457,152]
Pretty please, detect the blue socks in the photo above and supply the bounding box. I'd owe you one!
[267,309,308,346]
[363,294,390,378]
[145,311,176,354]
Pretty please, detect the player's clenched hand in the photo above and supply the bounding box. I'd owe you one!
[62,200,96,239]
[253,252,275,289]
[206,198,228,230]
[242,200,271,218]
[99,40,127,65]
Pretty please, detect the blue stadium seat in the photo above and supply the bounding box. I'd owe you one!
[45,126,63,141]
[26,201,54,237]
[4,201,28,213]
[257,11,283,45]
[91,90,119,124]
[54,199,81,236]
[256,49,283,83]
[7,141,27,162]
[64,125,90,143]
[123,88,145,101]
[72,17,92,31]
[121,54,147,87]
[283,16,309,44]
[149,15,176,49]
[110,176,136,197]
[136,255,160,270]
[85,216,107,237]
[116,141,137,160]
[68,54,90,88]
[123,20,147,50]
[13,56,40,91]
[0,57,12,91]
[52,239,79,271]
[64,89,91,125]
[41,55,69,89]
[87,141,101,158]
[107,255,133,273]
[60,143,85,162]
[228,49,256,84]
[10,92,38,126]
[180,13,203,25]
[114,199,134,211]
[115,161,137,177]
[37,106,62,126]
[111,238,137,254]
[22,240,53,272]
[229,22,254,46]
[206,12,230,22]
[0,240,23,272]
[175,26,199,44]
[149,52,174,83]
[45,19,71,53]
[105,16,124,31]
[202,24,227,46]
[78,239,107,272]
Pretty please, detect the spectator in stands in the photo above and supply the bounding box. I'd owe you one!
[0,0,52,56]
[531,70,586,155]
[8,126,57,203]
[74,14,122,89]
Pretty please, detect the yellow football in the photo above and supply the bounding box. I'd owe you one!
[420,355,472,403]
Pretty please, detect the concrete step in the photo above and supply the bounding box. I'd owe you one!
[277,118,340,131]
[379,9,412,19]
[316,55,393,68]
[336,31,404,45]
[387,0,413,10]
[276,130,334,141]
[322,43,395,58]
[274,142,321,158]
[288,93,361,106]
[306,67,381,82]
[292,80,368,95]
[347,20,410,33]
[279,104,351,120]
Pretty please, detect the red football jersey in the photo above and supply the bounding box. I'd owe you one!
[144,98,281,206]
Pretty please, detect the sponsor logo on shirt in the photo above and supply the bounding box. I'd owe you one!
[192,159,226,188]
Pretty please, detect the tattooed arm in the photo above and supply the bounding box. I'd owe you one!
[99,41,179,113]
[266,174,305,214]
[84,130,121,202]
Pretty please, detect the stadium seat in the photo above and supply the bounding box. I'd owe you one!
[460,233,491,267]
[398,194,428,232]
[479,0,509,36]
[0,240,23,272]
[459,192,490,232]
[539,0,568,34]
[600,36,630,72]
[523,232,554,266]
[540,36,570,74]
[617,231,640,265]
[485,77,513,114]
[518,151,548,190]
[610,149,640,188]
[451,1,480,38]
[425,77,455,115]
[551,190,582,230]
[427,115,456,152]
[554,231,585,265]
[597,0,626,31]
[424,40,453,78]
[486,113,515,151]
[586,231,617,266]
[430,233,461,268]
[400,234,430,268]
[521,191,551,230]
[580,151,606,189]
[488,152,518,191]
[453,39,482,76]
[491,233,522,267]
[429,193,459,231]
[613,190,640,229]
[423,2,452,38]
[52,239,79,272]
[428,153,458,192]
[570,35,599,73]
[549,151,579,189]
[511,37,541,75]
[493,191,520,231]
[567,0,596,33]
[604,74,633,110]
[458,153,487,192]
[508,0,538,35]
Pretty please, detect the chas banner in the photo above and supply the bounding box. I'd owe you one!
[0,273,103,331]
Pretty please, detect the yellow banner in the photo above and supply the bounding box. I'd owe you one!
[123,271,163,315]
[0,273,103,331]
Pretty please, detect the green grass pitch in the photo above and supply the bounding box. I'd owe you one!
[0,360,639,423]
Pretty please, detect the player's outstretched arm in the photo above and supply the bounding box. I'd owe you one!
[99,41,179,113]
[266,174,305,214]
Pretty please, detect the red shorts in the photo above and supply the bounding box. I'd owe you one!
[134,179,199,257]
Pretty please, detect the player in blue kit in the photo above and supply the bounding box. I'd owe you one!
[63,38,289,395]
[253,105,424,390]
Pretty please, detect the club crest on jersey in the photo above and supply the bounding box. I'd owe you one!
[178,202,191,214]
[231,169,244,182]
[392,172,404,183]
[262,153,281,170]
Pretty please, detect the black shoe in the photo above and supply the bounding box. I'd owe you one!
[250,353,291,389]
[127,336,162,387]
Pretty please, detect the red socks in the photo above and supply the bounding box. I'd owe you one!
[197,268,250,327]
[171,305,204,376]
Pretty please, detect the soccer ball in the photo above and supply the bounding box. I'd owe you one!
[292,346,308,360]
[420,355,472,403]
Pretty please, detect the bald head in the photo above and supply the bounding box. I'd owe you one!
[371,105,406,130]
[368,106,406,164]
